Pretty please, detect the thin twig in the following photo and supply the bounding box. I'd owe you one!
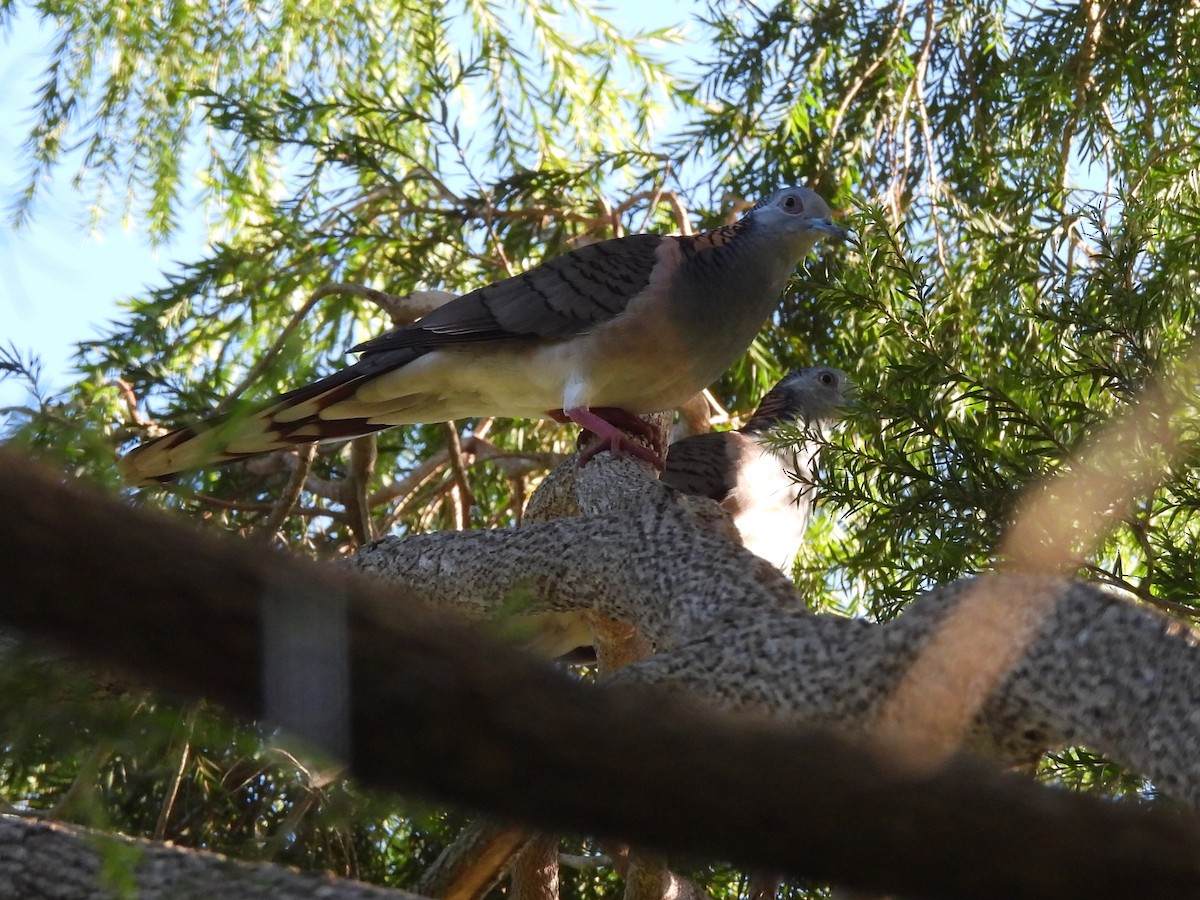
[463,436,566,474]
[191,492,344,521]
[115,378,153,428]
[154,706,198,840]
[599,195,621,238]
[662,191,693,236]
[373,452,451,517]
[473,417,495,441]
[912,1,948,271]
[636,183,666,234]
[819,0,910,176]
[348,436,378,545]
[211,286,334,416]
[508,474,528,526]
[210,282,398,416]
[405,165,462,204]
[259,443,317,541]
[1084,565,1199,621]
[1057,0,1106,276]
[443,422,477,530]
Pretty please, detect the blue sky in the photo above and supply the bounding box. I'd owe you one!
[0,1,695,414]
[0,8,208,411]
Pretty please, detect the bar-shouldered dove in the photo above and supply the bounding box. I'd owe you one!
[659,367,851,572]
[121,187,846,483]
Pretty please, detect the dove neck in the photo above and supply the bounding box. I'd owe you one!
[743,377,836,435]
[743,410,828,435]
[743,413,791,434]
[673,225,816,364]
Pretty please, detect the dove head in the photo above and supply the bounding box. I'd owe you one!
[747,186,849,253]
[743,366,853,433]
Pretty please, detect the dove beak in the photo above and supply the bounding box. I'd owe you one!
[808,218,852,241]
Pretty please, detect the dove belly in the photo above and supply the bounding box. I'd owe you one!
[331,345,568,422]
[725,448,812,572]
[343,330,705,423]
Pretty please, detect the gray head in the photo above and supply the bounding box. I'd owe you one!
[744,186,850,251]
[741,366,853,433]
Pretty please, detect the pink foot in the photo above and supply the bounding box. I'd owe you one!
[559,407,665,469]
[587,407,660,443]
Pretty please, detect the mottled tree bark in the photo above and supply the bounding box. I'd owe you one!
[0,815,414,900]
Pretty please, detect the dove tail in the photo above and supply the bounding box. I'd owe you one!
[120,366,389,484]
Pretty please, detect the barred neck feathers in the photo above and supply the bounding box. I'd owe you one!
[679,214,755,255]
[741,367,851,434]
[669,216,757,291]
[742,401,803,435]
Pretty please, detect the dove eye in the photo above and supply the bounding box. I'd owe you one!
[783,194,803,211]
[819,372,835,386]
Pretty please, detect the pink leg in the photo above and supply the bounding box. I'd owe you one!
[548,408,665,457]
[586,408,659,441]
[563,407,665,468]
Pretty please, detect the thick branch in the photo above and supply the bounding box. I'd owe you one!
[349,459,1200,806]
[0,815,413,900]
[511,835,560,900]
[415,820,528,900]
[350,458,795,650]
[617,579,1200,806]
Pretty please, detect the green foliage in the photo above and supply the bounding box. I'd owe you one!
[1039,746,1154,801]
[0,646,459,883]
[4,0,1200,894]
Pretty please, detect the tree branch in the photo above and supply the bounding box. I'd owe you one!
[5,450,1200,899]
[0,815,414,900]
